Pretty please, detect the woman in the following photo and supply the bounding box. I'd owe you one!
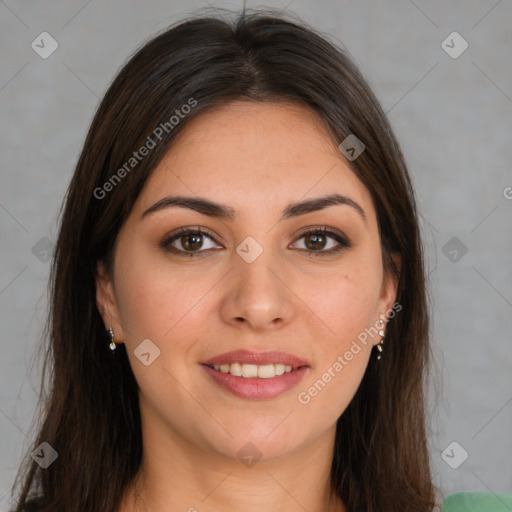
[10,8,437,512]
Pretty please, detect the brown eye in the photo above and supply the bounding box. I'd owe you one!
[180,232,203,251]
[304,232,328,251]
[160,228,221,256]
[292,227,351,256]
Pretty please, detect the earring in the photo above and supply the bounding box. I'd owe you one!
[376,319,385,360]
[108,326,117,352]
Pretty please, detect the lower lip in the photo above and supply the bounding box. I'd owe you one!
[200,364,309,400]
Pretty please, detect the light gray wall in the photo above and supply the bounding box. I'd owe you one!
[1,0,511,509]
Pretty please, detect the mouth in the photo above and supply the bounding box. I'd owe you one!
[203,362,303,378]
[200,350,310,400]
[200,349,309,376]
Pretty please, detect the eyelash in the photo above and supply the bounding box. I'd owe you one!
[160,226,351,258]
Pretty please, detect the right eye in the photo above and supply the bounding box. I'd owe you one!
[160,227,223,257]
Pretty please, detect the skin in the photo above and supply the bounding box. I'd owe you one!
[96,101,399,512]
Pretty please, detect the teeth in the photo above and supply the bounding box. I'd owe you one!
[258,364,275,378]
[211,363,295,378]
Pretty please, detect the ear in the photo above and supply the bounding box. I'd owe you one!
[95,261,126,342]
[375,253,401,340]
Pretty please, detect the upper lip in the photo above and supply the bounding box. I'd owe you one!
[201,350,309,369]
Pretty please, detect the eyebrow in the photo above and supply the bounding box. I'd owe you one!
[140,193,367,223]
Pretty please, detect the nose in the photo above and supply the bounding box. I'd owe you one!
[219,247,295,333]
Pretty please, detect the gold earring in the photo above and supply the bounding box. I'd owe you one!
[376,319,385,360]
[108,326,117,351]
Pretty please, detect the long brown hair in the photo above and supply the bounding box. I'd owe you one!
[10,8,437,512]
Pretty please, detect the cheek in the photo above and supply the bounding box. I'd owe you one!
[112,253,213,404]
[325,278,377,335]
[113,245,214,345]
[293,258,382,419]
[304,259,383,348]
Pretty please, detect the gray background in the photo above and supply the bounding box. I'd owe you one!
[1,0,511,509]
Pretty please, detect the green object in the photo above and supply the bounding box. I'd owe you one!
[442,492,512,512]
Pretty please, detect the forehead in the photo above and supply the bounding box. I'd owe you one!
[134,101,374,220]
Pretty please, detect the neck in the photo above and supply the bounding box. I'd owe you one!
[119,403,346,512]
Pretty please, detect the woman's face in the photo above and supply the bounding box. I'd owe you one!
[97,101,398,463]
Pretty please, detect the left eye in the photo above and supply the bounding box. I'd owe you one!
[290,227,350,255]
